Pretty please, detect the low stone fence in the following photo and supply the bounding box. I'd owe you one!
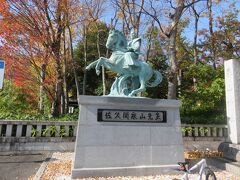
[181,124,228,151]
[0,120,228,152]
[0,120,228,138]
[181,124,228,138]
[0,120,77,138]
[0,120,77,152]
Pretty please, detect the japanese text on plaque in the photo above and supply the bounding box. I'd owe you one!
[98,109,167,123]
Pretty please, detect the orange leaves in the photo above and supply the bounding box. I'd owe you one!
[0,0,83,113]
[0,0,10,17]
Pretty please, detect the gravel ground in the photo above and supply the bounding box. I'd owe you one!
[32,152,240,180]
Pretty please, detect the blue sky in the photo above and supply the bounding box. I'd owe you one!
[100,0,240,45]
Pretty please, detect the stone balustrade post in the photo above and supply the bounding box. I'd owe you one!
[207,127,211,137]
[6,124,12,137]
[65,126,69,137]
[212,127,217,137]
[194,127,199,137]
[218,128,223,137]
[36,125,42,137]
[56,126,61,137]
[16,125,22,137]
[74,126,77,137]
[45,125,51,137]
[200,127,205,137]
[26,125,32,137]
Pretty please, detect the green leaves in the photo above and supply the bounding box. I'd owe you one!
[0,81,31,116]
[0,81,79,121]
[180,64,226,124]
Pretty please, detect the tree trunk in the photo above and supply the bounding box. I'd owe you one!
[193,7,199,63]
[63,28,69,114]
[177,69,182,97]
[68,25,81,104]
[146,22,154,62]
[167,1,184,99]
[82,25,87,95]
[51,40,64,117]
[51,60,64,117]
[96,28,106,95]
[207,0,216,69]
[39,63,46,113]
[167,29,178,99]
[192,1,199,88]
[44,0,64,117]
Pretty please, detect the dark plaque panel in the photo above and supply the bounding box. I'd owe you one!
[97,109,167,123]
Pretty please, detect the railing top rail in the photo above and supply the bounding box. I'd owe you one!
[0,120,78,125]
[181,124,228,128]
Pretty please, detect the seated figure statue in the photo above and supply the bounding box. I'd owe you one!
[123,29,141,69]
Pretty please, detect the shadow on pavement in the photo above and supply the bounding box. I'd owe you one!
[0,152,53,180]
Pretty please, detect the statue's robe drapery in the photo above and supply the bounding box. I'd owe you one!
[123,37,141,68]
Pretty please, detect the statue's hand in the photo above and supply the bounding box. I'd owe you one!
[86,65,91,70]
[96,69,100,75]
[127,47,134,52]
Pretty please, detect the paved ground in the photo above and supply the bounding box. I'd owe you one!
[0,152,53,180]
[38,152,240,180]
[1,152,240,180]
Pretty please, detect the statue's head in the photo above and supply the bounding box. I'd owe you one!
[129,29,136,40]
[106,30,117,50]
[106,30,127,51]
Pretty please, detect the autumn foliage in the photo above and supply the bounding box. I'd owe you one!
[0,0,81,116]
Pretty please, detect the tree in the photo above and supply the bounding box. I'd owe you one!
[144,26,168,99]
[136,0,203,99]
[0,0,82,116]
[180,63,226,124]
[115,0,145,35]
[198,2,240,63]
[73,21,109,96]
[207,0,217,69]
[78,0,107,95]
[191,0,204,64]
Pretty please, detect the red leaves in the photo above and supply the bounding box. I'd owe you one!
[197,28,208,36]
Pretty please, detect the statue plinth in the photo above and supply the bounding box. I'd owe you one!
[71,95,184,178]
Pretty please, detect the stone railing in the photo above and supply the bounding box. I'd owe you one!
[181,124,228,137]
[0,121,228,152]
[0,120,77,138]
[0,120,228,138]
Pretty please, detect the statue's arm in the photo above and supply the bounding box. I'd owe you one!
[131,38,141,54]
[127,47,135,52]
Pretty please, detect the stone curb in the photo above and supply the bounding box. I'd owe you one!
[33,152,52,180]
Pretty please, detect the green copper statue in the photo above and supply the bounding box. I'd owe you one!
[124,29,141,69]
[86,29,162,97]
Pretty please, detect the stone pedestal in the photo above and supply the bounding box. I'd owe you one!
[224,59,240,144]
[72,96,184,179]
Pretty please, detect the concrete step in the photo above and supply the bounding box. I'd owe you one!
[207,157,240,177]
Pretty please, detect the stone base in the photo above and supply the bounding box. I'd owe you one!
[208,142,240,177]
[72,165,180,178]
[72,96,184,179]
[218,142,240,162]
[214,142,240,177]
